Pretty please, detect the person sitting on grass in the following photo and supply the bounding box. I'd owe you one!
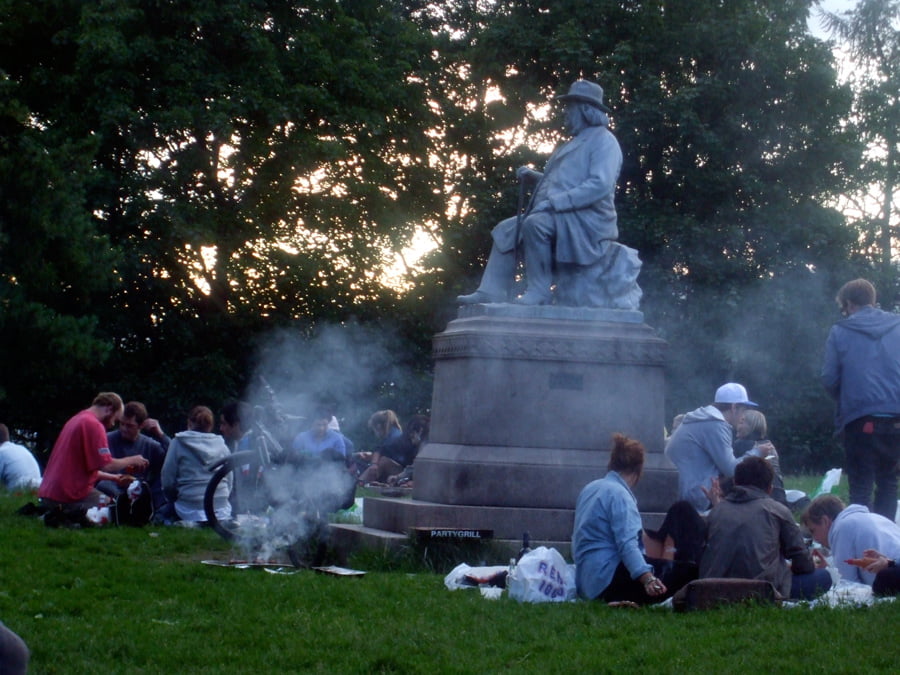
[353,409,403,482]
[0,423,42,491]
[802,494,900,589]
[289,408,348,464]
[701,456,832,600]
[849,549,900,597]
[160,406,232,525]
[39,393,149,514]
[360,414,429,486]
[573,434,702,605]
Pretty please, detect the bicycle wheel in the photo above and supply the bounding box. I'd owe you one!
[204,457,240,541]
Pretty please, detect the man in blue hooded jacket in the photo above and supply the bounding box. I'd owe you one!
[822,278,900,519]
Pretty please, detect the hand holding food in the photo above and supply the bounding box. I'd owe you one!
[859,549,893,574]
[845,557,876,567]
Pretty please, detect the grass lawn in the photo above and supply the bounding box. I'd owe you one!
[1,476,897,674]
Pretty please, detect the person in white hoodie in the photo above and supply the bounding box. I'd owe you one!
[802,494,900,592]
[664,383,758,512]
[161,406,232,523]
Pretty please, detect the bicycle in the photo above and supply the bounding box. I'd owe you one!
[203,390,356,568]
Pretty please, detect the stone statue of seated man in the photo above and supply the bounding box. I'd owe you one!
[457,79,642,310]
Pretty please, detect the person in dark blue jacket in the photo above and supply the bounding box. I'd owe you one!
[822,278,900,519]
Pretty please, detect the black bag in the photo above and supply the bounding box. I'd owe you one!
[113,481,154,526]
[672,578,783,612]
[42,505,90,528]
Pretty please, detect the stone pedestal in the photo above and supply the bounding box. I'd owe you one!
[347,304,679,549]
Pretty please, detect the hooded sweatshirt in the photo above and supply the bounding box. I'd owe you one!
[160,430,232,521]
[822,305,900,431]
[664,405,737,511]
[828,504,900,585]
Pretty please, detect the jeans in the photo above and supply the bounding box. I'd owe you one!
[790,568,833,600]
[844,416,900,520]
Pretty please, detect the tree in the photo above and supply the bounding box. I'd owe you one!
[0,0,875,472]
[421,0,865,470]
[0,0,444,448]
[820,0,900,299]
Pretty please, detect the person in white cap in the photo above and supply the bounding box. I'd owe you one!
[457,79,625,306]
[664,383,758,512]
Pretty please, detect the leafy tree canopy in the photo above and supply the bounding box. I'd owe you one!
[0,0,881,470]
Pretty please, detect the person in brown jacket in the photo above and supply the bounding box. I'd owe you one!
[700,456,831,600]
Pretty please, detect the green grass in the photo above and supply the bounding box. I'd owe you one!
[1,480,897,674]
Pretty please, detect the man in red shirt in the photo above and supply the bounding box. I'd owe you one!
[39,393,149,511]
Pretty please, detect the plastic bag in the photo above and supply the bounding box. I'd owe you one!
[812,468,842,498]
[507,546,576,603]
[443,563,508,591]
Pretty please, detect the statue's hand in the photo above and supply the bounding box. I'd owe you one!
[516,166,542,184]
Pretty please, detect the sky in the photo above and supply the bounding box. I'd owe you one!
[808,0,858,40]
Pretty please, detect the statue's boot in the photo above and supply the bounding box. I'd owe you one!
[515,238,552,305]
[456,244,514,304]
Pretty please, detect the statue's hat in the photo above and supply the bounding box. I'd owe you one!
[557,80,610,113]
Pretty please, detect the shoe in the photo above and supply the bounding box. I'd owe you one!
[456,290,504,304]
[515,291,550,306]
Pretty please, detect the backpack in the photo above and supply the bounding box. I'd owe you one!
[113,480,154,526]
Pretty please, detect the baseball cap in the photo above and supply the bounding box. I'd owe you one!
[714,382,758,407]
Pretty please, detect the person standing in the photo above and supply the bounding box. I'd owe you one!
[0,423,42,491]
[38,393,149,511]
[821,278,900,519]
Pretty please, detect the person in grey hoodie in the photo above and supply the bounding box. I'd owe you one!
[664,383,757,512]
[822,278,900,520]
[161,406,232,523]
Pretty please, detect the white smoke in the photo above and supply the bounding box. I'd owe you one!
[225,321,406,562]
[244,321,407,436]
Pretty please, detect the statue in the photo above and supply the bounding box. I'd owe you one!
[457,80,642,310]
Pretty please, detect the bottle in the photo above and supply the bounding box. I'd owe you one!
[506,557,517,589]
[517,531,532,561]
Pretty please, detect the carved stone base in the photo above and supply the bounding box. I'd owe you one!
[352,306,678,550]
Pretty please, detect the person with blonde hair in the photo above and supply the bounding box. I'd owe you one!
[161,406,232,524]
[354,410,403,483]
[39,393,148,511]
[367,410,402,442]
[732,409,787,506]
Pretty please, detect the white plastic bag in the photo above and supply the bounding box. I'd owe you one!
[507,546,576,603]
[812,468,842,498]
